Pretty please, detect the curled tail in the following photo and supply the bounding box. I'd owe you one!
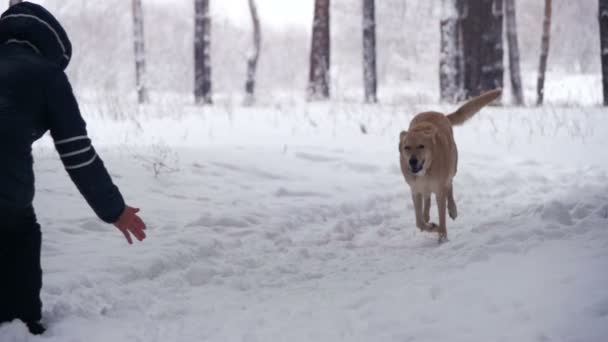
[447,89,502,126]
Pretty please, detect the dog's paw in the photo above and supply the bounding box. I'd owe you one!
[436,226,448,243]
[418,222,438,232]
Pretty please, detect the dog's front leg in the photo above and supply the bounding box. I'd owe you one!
[436,191,448,243]
[423,195,431,223]
[412,192,424,231]
[413,192,436,232]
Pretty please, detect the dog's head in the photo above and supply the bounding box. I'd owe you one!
[399,123,437,176]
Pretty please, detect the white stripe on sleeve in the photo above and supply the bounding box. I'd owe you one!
[59,146,92,158]
[54,135,89,145]
[65,154,97,170]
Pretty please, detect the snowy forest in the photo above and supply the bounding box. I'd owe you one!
[1,0,608,341]
[11,0,606,106]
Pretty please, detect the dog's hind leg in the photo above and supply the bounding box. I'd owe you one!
[447,185,457,220]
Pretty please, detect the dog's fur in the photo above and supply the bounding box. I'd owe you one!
[399,89,502,242]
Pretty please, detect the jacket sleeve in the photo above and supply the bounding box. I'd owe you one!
[46,71,125,223]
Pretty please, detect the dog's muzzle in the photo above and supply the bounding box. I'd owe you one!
[409,158,424,174]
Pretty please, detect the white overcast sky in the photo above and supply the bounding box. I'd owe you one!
[30,0,314,29]
[154,0,315,29]
[214,0,314,29]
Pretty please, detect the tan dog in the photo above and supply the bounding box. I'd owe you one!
[399,89,502,243]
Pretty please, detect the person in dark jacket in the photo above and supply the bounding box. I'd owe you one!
[0,2,147,335]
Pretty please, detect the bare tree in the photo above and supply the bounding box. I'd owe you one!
[308,0,330,101]
[362,0,377,103]
[537,0,552,105]
[8,0,21,6]
[244,0,261,106]
[460,0,504,98]
[505,0,524,105]
[439,0,464,103]
[132,0,148,104]
[194,0,212,104]
[600,0,608,106]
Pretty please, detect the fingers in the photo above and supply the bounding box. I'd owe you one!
[121,228,133,245]
[136,215,147,230]
[126,215,146,242]
[131,229,146,242]
[130,218,146,241]
[118,206,147,244]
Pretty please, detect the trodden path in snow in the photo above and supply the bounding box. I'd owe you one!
[2,106,608,341]
[1,142,606,342]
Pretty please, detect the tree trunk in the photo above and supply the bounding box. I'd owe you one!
[307,0,330,101]
[244,0,261,106]
[194,0,212,105]
[362,0,377,103]
[8,0,21,6]
[439,0,464,103]
[537,0,552,106]
[505,0,524,105]
[132,0,148,104]
[460,0,504,98]
[600,0,608,106]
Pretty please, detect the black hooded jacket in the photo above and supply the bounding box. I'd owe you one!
[0,2,125,223]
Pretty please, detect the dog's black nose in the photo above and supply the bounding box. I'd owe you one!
[409,158,418,167]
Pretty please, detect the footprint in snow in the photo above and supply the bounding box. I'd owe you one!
[187,215,251,229]
[585,298,608,318]
[540,201,574,226]
[275,187,328,198]
[79,219,107,232]
[211,161,285,180]
[343,161,380,174]
[294,152,339,163]
[185,266,217,286]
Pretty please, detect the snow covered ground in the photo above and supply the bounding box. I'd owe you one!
[1,101,608,342]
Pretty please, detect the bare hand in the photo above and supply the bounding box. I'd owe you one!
[113,206,147,244]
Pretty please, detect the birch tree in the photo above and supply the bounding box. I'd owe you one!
[132,0,148,104]
[244,0,261,106]
[362,0,377,103]
[505,0,524,105]
[439,0,464,103]
[600,0,608,105]
[536,0,552,105]
[194,0,212,104]
[307,0,330,101]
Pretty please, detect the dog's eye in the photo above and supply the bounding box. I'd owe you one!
[404,146,411,151]
[417,145,425,149]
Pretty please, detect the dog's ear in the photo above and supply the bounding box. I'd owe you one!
[399,131,407,152]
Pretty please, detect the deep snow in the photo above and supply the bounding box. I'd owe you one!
[1,102,608,342]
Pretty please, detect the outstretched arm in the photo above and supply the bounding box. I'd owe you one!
[46,71,146,244]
